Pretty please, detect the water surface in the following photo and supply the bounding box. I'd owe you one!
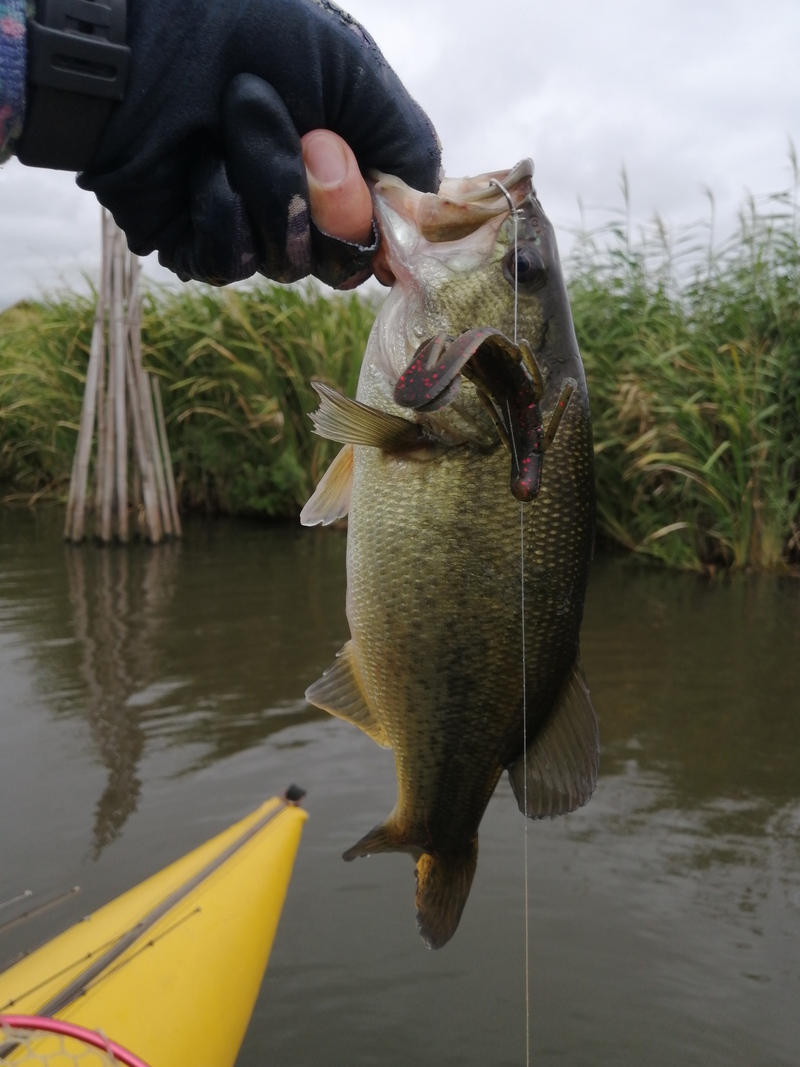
[1,510,798,1066]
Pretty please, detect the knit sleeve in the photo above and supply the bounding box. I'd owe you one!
[0,0,27,162]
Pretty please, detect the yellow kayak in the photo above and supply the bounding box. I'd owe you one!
[0,790,307,1067]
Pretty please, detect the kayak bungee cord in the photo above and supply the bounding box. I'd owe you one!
[0,888,81,943]
[0,892,32,914]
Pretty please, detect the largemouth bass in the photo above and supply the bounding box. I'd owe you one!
[301,159,598,949]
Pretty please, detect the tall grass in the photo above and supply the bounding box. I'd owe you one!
[0,297,92,503]
[1,175,798,568]
[0,284,375,517]
[568,169,800,569]
[140,284,374,515]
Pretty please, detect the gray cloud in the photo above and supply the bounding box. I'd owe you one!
[1,0,798,308]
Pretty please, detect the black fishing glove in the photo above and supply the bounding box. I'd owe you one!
[74,0,441,287]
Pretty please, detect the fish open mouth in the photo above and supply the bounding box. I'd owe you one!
[393,328,566,502]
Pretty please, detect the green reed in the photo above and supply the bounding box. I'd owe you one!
[0,283,375,516]
[568,169,800,569]
[138,283,374,515]
[1,174,798,568]
[0,297,93,503]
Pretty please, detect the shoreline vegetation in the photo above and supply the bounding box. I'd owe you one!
[1,180,798,571]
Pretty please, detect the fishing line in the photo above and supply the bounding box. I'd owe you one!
[491,176,531,1067]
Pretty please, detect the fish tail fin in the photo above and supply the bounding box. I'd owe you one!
[343,823,478,949]
[414,842,478,950]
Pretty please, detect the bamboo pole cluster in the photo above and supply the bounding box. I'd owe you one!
[65,212,181,544]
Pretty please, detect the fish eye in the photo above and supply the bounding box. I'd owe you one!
[502,244,547,290]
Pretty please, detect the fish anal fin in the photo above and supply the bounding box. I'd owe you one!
[309,381,424,451]
[342,819,418,861]
[300,444,353,526]
[415,843,478,950]
[508,657,599,819]
[305,640,390,748]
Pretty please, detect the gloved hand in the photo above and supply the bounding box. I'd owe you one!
[77,0,441,288]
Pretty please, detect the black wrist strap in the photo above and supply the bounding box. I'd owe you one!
[16,0,130,171]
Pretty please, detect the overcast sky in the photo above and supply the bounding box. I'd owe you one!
[1,0,798,309]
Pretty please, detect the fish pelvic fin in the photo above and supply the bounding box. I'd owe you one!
[415,843,478,950]
[300,443,353,526]
[308,381,424,451]
[305,640,390,748]
[509,656,599,819]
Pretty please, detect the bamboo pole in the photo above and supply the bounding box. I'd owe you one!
[125,258,163,542]
[112,229,128,542]
[65,219,109,542]
[99,257,116,544]
[132,454,143,537]
[129,265,172,538]
[93,215,111,530]
[66,208,181,544]
[125,345,162,542]
[142,369,173,538]
[151,375,181,537]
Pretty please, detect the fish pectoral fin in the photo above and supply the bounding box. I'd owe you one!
[508,657,599,819]
[309,381,424,451]
[305,640,390,748]
[300,444,353,526]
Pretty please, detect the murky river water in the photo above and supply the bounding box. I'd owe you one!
[1,509,799,1066]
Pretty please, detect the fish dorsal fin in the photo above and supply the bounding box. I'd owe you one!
[300,444,353,526]
[305,640,390,748]
[508,657,599,818]
[309,382,424,451]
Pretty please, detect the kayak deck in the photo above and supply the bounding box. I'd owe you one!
[0,795,307,1067]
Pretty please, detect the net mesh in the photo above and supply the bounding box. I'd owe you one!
[0,1018,147,1067]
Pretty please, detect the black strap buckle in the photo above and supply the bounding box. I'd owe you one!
[17,0,130,171]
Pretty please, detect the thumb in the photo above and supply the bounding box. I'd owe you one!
[302,131,374,246]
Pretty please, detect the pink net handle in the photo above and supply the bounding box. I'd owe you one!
[0,1014,152,1067]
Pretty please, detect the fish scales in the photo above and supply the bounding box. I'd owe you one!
[302,160,599,948]
[348,404,593,831]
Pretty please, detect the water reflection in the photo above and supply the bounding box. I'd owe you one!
[63,543,182,854]
[1,513,343,853]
